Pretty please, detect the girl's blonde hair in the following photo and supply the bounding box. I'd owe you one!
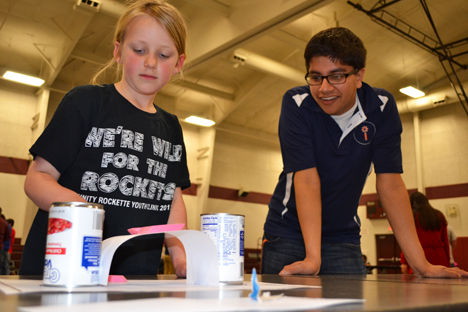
[91,0,187,85]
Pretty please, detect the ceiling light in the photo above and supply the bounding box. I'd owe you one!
[2,71,45,87]
[399,86,425,98]
[185,116,215,127]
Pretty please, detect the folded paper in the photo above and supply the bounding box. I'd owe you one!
[99,224,219,286]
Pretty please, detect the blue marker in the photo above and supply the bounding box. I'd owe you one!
[249,268,260,300]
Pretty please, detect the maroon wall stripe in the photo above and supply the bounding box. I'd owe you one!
[359,188,418,206]
[426,183,468,200]
[182,183,198,196]
[0,156,29,175]
[209,184,466,206]
[1,155,467,204]
[358,184,468,206]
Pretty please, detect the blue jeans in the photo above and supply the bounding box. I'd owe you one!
[0,251,9,275]
[261,232,366,275]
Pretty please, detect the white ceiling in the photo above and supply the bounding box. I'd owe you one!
[1,0,467,137]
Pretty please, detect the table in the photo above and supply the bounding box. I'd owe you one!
[366,265,401,274]
[2,274,468,311]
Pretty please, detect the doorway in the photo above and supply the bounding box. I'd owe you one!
[375,234,402,273]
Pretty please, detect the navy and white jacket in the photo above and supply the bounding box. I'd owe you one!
[264,82,402,245]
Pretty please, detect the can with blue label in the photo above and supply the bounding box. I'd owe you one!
[43,202,104,287]
[200,213,244,284]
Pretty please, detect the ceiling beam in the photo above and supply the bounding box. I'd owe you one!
[42,5,96,87]
[173,80,235,101]
[95,0,127,17]
[184,0,333,125]
[347,1,467,69]
[269,29,308,50]
[186,0,334,71]
[183,0,230,16]
[231,48,304,85]
[70,50,109,66]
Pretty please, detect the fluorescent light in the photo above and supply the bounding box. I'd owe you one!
[185,116,215,127]
[3,71,45,87]
[399,86,425,98]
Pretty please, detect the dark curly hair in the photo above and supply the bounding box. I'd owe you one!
[304,27,366,73]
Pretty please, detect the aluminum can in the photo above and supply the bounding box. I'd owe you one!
[200,213,244,284]
[43,202,104,287]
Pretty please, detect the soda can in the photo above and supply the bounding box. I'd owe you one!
[43,202,104,287]
[200,213,244,284]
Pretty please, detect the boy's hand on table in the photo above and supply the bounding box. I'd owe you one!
[279,258,320,276]
[414,264,468,278]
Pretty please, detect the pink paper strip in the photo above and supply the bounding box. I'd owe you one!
[127,223,185,235]
[108,275,127,283]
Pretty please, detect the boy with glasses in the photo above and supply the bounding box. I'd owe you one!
[262,27,467,278]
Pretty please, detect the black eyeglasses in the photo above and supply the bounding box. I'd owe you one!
[305,69,359,86]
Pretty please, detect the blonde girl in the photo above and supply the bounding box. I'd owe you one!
[21,0,190,277]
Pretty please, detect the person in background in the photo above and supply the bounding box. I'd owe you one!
[447,225,457,267]
[1,214,12,275]
[262,27,467,278]
[400,192,450,274]
[0,214,11,275]
[362,254,372,274]
[20,0,190,277]
[7,219,15,255]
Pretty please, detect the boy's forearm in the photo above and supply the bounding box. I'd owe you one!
[295,168,322,259]
[292,168,322,272]
[377,173,430,275]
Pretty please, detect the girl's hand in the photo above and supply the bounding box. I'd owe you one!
[173,257,187,278]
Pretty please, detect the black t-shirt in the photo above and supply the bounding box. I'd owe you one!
[20,84,190,275]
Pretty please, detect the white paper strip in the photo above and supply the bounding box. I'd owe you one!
[17,296,364,312]
[0,279,320,296]
[99,227,219,286]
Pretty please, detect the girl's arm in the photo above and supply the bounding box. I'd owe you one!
[165,186,188,278]
[24,156,86,211]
